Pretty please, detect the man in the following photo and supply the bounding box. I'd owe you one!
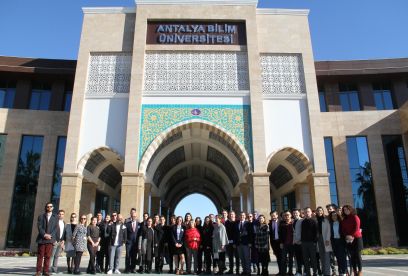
[50,210,65,274]
[237,212,253,276]
[98,214,111,273]
[269,211,283,276]
[279,211,294,276]
[292,209,303,276]
[125,209,141,273]
[36,202,59,276]
[221,210,229,224]
[95,212,104,273]
[301,207,318,276]
[107,213,127,274]
[125,208,137,223]
[154,216,166,274]
[225,211,240,274]
[325,204,338,276]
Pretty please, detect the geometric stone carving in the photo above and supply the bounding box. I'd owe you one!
[260,54,306,96]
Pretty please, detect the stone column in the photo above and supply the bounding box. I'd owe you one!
[231,197,240,213]
[367,135,398,246]
[121,173,145,221]
[144,183,152,215]
[332,136,353,206]
[251,173,271,216]
[79,181,97,216]
[151,197,161,215]
[239,184,248,213]
[310,173,331,209]
[294,182,311,209]
[59,173,84,222]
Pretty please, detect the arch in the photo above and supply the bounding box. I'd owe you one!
[77,145,124,175]
[171,192,220,216]
[266,146,313,173]
[139,119,251,174]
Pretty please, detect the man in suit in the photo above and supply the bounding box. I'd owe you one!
[269,211,283,276]
[50,209,65,274]
[107,213,127,274]
[125,209,141,273]
[36,202,59,276]
[237,212,253,276]
[225,211,240,274]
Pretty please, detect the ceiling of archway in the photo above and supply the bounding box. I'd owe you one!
[269,164,293,189]
[165,167,188,188]
[84,151,105,173]
[146,132,182,172]
[152,146,185,185]
[99,164,122,189]
[207,146,239,186]
[204,167,226,188]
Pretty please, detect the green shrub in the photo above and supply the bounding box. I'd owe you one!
[377,248,388,255]
[361,248,377,255]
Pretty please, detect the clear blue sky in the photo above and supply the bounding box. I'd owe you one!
[1,0,407,61]
[174,194,218,221]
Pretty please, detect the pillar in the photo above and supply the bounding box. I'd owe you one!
[251,173,271,216]
[144,183,152,215]
[59,173,84,222]
[79,181,97,216]
[151,197,161,215]
[120,173,145,221]
[294,182,311,209]
[239,184,248,213]
[231,197,240,212]
[309,173,331,209]
[332,136,353,206]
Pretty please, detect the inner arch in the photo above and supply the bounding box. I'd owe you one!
[174,193,218,220]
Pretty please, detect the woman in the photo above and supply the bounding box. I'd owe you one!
[166,215,177,273]
[329,211,347,276]
[195,217,203,274]
[64,213,77,274]
[316,207,332,276]
[254,215,270,276]
[72,215,88,275]
[341,205,363,276]
[185,213,193,227]
[141,217,157,273]
[248,213,259,275]
[172,216,186,275]
[201,216,214,274]
[185,220,202,274]
[87,216,100,274]
[212,215,228,275]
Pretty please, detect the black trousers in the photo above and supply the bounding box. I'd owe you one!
[214,252,226,271]
[197,246,203,272]
[74,251,83,273]
[270,239,282,274]
[87,243,98,273]
[293,244,303,274]
[258,250,270,274]
[281,244,294,274]
[125,240,139,271]
[203,247,213,273]
[347,237,363,272]
[226,244,240,273]
[155,245,164,271]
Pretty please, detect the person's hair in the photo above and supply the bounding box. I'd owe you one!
[204,216,211,224]
[292,208,301,213]
[58,209,65,214]
[143,212,149,217]
[185,212,192,221]
[176,216,183,224]
[130,208,136,212]
[303,207,311,211]
[44,202,53,212]
[89,216,97,226]
[70,213,76,219]
[342,205,356,216]
[258,214,266,225]
[270,210,278,216]
[160,215,166,219]
[195,217,202,226]
[216,214,223,220]
[328,211,342,223]
[229,210,235,215]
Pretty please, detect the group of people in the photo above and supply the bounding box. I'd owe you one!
[35,202,363,276]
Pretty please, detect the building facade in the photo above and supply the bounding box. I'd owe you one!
[0,0,407,251]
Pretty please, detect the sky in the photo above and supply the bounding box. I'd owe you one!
[174,194,218,221]
[1,0,408,61]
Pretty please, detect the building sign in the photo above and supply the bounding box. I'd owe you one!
[147,21,246,45]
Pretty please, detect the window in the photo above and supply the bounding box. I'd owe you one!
[282,191,296,211]
[324,137,339,205]
[0,135,6,174]
[318,85,328,112]
[50,137,67,212]
[7,135,44,248]
[95,191,110,218]
[373,83,394,110]
[29,83,51,110]
[0,81,16,108]
[346,136,380,246]
[271,200,277,212]
[339,84,361,111]
[63,91,72,112]
[382,135,408,245]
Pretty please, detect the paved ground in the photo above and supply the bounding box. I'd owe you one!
[0,255,407,276]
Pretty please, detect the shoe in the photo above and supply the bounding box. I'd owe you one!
[107,270,113,274]
[227,270,234,274]
[137,268,144,274]
[114,269,122,274]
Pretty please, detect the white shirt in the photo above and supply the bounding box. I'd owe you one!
[176,226,182,240]
[333,221,340,239]
[46,213,52,222]
[59,220,64,239]
[114,224,121,246]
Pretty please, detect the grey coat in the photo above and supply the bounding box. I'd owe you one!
[212,223,228,254]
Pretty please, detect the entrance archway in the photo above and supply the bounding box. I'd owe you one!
[174,193,218,220]
[140,120,251,217]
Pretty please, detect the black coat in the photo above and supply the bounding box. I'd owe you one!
[225,220,238,244]
[171,225,185,246]
[125,220,142,244]
[107,222,127,246]
[36,213,59,244]
[236,221,253,246]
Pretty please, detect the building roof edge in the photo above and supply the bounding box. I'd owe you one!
[135,0,258,6]
[82,7,136,14]
[256,8,309,16]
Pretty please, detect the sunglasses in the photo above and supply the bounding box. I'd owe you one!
[80,217,87,220]
[46,206,53,208]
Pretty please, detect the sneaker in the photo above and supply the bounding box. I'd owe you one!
[114,269,122,274]
[107,270,113,274]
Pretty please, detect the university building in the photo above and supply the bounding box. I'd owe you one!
[0,0,407,251]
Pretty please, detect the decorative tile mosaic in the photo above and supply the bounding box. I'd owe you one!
[260,54,306,96]
[143,51,249,95]
[86,53,132,96]
[139,104,252,163]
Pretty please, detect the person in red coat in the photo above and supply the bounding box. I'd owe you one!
[341,205,363,276]
[185,220,202,274]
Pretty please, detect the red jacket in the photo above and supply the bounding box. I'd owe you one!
[341,214,362,238]
[185,228,201,250]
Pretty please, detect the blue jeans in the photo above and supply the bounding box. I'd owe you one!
[110,245,122,271]
[238,245,250,274]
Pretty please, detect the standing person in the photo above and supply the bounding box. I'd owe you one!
[125,210,141,273]
[172,216,186,275]
[195,217,204,274]
[237,212,253,276]
[341,205,363,276]
[201,216,214,274]
[316,207,332,276]
[279,210,294,276]
[248,213,259,275]
[254,215,269,276]
[221,210,229,224]
[292,209,303,276]
[35,202,59,276]
[185,220,202,274]
[96,212,104,273]
[107,213,127,274]
[99,214,111,273]
[155,216,166,274]
[166,215,177,273]
[328,211,347,276]
[326,203,339,276]
[65,213,77,274]
[268,211,282,276]
[141,217,157,273]
[225,211,240,275]
[50,209,65,274]
[72,215,88,275]
[301,207,318,276]
[212,215,228,275]
[87,216,101,274]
